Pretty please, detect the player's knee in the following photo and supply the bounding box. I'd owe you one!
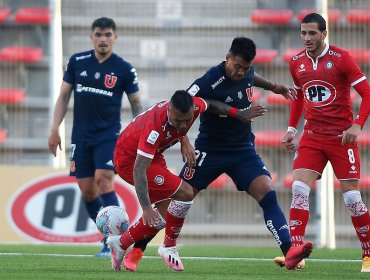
[95,171,115,192]
[174,182,196,201]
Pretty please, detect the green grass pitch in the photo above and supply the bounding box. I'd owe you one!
[0,244,368,279]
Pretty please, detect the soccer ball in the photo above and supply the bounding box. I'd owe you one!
[96,206,129,238]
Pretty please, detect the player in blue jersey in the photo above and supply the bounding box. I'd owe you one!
[123,37,313,272]
[48,17,143,257]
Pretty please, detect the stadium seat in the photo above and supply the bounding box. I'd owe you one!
[282,48,305,63]
[0,8,10,23]
[254,131,285,147]
[0,129,7,143]
[266,93,290,105]
[250,9,294,24]
[252,88,262,103]
[346,9,370,23]
[0,47,43,63]
[0,88,25,104]
[345,49,370,64]
[359,131,370,146]
[209,173,231,188]
[270,172,278,185]
[254,49,278,64]
[14,7,51,24]
[297,9,341,23]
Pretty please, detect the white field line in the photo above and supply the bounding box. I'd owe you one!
[0,252,362,263]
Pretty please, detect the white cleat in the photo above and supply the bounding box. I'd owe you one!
[107,236,126,272]
[158,244,184,271]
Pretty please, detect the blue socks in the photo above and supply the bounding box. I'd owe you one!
[259,190,292,255]
[84,196,104,222]
[100,191,119,207]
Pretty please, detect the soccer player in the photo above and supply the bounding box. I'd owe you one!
[274,13,370,272]
[107,90,266,271]
[48,17,143,257]
[123,37,313,272]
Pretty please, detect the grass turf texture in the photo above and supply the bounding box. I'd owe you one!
[0,244,367,279]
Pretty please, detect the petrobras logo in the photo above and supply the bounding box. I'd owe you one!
[76,84,113,97]
[7,173,141,243]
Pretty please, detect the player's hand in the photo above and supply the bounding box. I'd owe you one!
[281,132,296,152]
[48,130,62,156]
[341,124,361,146]
[272,84,297,101]
[237,105,267,122]
[142,206,159,227]
[180,137,196,167]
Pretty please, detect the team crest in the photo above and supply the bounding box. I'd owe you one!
[325,61,334,69]
[105,74,118,88]
[94,72,100,79]
[154,175,165,185]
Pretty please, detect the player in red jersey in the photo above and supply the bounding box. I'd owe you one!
[275,13,370,272]
[106,90,266,272]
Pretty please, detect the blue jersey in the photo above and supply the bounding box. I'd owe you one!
[63,50,139,142]
[187,62,255,151]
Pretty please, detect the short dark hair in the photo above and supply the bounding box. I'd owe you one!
[170,90,194,113]
[91,17,116,31]
[301,13,326,31]
[229,37,256,62]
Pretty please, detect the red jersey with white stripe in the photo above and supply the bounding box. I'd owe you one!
[115,96,207,159]
[290,44,366,136]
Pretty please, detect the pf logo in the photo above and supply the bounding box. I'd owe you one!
[303,80,336,107]
[8,172,141,243]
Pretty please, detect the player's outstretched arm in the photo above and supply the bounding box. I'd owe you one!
[180,136,196,167]
[254,72,297,101]
[204,98,266,122]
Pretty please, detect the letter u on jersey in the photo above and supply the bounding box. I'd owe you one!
[104,74,118,88]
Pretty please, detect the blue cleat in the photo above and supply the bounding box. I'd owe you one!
[95,238,111,258]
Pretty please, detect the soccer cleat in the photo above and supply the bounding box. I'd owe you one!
[274,256,305,270]
[107,235,126,272]
[123,247,144,272]
[95,238,111,258]
[285,241,313,270]
[158,244,184,271]
[361,256,370,272]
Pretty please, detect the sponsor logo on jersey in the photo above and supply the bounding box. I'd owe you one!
[225,96,233,103]
[131,68,138,85]
[147,130,160,145]
[293,52,305,61]
[105,74,118,88]
[154,175,165,185]
[80,70,87,76]
[76,84,113,97]
[328,50,341,57]
[211,76,225,89]
[303,80,336,107]
[298,64,306,72]
[356,225,369,234]
[325,61,334,69]
[188,84,200,96]
[75,53,92,61]
[349,165,358,174]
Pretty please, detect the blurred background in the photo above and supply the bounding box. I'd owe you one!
[0,0,370,248]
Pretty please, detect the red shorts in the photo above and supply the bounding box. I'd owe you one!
[293,133,360,180]
[114,150,181,204]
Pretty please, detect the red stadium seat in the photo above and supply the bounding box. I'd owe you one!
[345,49,370,64]
[14,7,50,24]
[0,47,43,63]
[0,8,10,23]
[359,131,370,146]
[266,93,290,105]
[282,48,305,63]
[250,9,293,24]
[0,129,7,142]
[251,88,262,103]
[346,9,370,23]
[254,131,285,147]
[209,173,231,188]
[0,88,25,104]
[270,172,278,185]
[297,9,341,23]
[254,49,278,64]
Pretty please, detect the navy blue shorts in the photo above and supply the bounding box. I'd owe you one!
[69,140,116,179]
[179,147,271,191]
